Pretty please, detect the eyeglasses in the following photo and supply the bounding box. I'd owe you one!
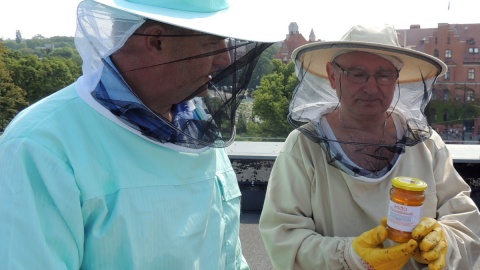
[333,62,399,85]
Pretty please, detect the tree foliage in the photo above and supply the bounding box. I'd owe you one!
[5,51,80,104]
[0,43,28,131]
[247,45,279,89]
[3,35,80,61]
[247,59,297,139]
[0,36,82,130]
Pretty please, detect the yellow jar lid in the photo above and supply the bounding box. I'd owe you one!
[392,176,427,191]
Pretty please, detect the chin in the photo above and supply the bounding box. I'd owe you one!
[196,90,208,98]
[181,86,208,102]
[195,85,209,97]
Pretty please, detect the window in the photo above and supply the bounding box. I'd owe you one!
[467,89,475,102]
[434,49,439,57]
[445,49,452,58]
[444,70,450,80]
[443,89,450,101]
[468,69,475,80]
[468,48,479,54]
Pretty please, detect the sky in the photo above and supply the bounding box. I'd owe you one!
[1,0,480,41]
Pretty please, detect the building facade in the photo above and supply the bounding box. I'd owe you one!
[398,23,480,142]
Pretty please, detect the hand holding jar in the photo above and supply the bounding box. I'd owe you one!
[412,217,448,270]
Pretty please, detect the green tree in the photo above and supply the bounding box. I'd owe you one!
[18,47,35,55]
[235,102,250,135]
[39,57,79,97]
[50,47,76,59]
[49,36,76,46]
[247,45,279,89]
[2,39,27,51]
[5,52,79,104]
[5,52,44,103]
[0,44,28,131]
[248,59,297,139]
[26,34,47,50]
[0,37,81,130]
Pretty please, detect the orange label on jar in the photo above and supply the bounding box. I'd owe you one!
[387,200,423,232]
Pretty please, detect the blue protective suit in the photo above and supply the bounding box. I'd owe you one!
[0,83,249,269]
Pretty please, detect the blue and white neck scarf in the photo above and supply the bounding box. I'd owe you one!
[91,58,213,148]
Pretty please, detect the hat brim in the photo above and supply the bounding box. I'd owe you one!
[92,0,287,43]
[292,41,447,83]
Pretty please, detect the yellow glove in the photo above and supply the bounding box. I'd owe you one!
[347,220,418,270]
[412,217,448,270]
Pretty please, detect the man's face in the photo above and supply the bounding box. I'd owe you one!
[112,29,232,117]
[159,34,232,102]
[327,51,398,118]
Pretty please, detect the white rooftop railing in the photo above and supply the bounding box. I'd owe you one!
[227,141,480,163]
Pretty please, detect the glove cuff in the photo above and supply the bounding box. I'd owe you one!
[344,239,369,270]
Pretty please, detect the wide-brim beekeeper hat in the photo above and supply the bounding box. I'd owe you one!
[90,0,286,42]
[291,24,447,83]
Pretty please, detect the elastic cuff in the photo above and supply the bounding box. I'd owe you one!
[344,239,366,270]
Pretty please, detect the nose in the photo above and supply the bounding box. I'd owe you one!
[364,74,380,93]
[365,74,377,84]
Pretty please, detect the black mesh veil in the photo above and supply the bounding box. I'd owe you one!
[172,40,272,148]
[75,0,272,149]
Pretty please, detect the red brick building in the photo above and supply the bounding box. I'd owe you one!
[398,23,480,141]
[274,22,317,63]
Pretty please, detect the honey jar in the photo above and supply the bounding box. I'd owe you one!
[386,176,427,243]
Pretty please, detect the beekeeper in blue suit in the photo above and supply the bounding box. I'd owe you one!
[0,0,288,268]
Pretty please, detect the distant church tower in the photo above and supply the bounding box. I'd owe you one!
[309,29,316,42]
[274,22,309,63]
[289,22,300,35]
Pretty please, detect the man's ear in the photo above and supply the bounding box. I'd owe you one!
[326,62,336,89]
[152,39,162,51]
[143,24,165,51]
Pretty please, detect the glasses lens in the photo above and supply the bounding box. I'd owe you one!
[346,70,398,85]
[375,72,398,85]
[346,70,369,83]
